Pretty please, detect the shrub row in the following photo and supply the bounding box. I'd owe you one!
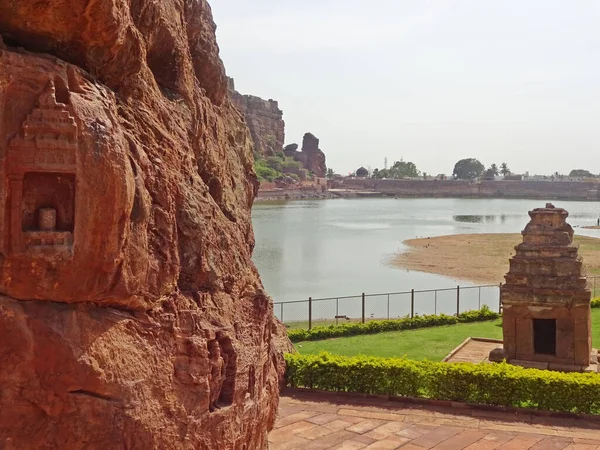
[287,306,500,343]
[285,352,600,414]
[591,298,600,309]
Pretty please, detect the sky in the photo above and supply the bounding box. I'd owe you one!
[211,0,600,176]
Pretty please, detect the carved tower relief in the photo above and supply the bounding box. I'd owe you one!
[5,80,77,257]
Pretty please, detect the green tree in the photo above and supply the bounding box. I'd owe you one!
[388,160,420,178]
[500,162,510,176]
[326,168,335,179]
[371,168,390,179]
[569,169,595,178]
[453,158,485,180]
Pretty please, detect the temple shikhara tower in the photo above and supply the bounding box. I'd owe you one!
[6,80,77,256]
[490,204,597,372]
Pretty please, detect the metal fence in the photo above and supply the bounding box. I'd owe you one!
[274,276,600,330]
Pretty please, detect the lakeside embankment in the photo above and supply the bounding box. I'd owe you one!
[339,178,600,201]
[257,178,600,202]
[393,233,600,285]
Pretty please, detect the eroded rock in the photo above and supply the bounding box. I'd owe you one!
[228,77,285,157]
[0,1,286,448]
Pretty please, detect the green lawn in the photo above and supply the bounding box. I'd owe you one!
[295,309,600,361]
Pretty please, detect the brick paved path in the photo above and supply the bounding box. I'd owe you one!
[269,390,600,449]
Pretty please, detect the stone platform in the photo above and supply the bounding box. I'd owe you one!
[444,338,599,372]
[271,390,600,449]
[443,338,502,363]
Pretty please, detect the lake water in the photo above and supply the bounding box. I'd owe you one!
[252,198,600,322]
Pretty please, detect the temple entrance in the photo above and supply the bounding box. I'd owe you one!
[534,319,556,355]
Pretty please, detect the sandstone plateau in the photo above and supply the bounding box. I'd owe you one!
[228,78,285,158]
[0,1,287,449]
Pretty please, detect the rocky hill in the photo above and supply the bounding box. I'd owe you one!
[285,133,328,178]
[228,77,285,157]
[0,1,286,448]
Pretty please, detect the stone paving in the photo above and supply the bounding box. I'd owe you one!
[269,390,600,449]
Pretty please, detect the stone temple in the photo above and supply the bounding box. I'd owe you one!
[490,204,597,372]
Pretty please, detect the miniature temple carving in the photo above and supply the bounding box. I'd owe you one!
[5,80,77,256]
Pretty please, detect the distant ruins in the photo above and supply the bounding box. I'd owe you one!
[490,204,597,372]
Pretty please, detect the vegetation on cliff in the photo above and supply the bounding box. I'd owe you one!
[254,153,304,182]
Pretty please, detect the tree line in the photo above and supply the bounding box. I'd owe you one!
[328,158,597,181]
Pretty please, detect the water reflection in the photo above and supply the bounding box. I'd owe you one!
[252,199,600,304]
[453,214,523,224]
[454,215,500,224]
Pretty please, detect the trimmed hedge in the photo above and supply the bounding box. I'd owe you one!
[288,306,500,343]
[592,298,600,309]
[285,352,600,414]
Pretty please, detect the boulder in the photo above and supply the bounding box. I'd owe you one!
[0,1,287,448]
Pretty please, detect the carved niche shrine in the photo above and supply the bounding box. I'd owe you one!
[5,80,77,256]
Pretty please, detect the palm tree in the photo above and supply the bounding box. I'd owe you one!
[500,162,510,176]
[489,164,499,176]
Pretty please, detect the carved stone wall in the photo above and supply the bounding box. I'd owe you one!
[6,80,77,256]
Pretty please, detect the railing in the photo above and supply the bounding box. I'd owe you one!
[274,276,600,330]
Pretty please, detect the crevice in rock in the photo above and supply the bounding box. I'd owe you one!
[67,389,119,402]
[247,365,256,399]
[207,334,237,411]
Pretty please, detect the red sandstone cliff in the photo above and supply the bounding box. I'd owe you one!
[284,133,327,178]
[228,77,285,157]
[0,1,286,449]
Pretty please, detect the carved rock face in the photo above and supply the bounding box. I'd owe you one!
[0,1,286,448]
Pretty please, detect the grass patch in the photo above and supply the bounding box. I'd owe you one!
[295,308,600,361]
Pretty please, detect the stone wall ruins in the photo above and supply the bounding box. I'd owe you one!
[0,1,286,448]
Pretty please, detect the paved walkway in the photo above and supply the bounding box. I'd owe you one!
[269,390,600,449]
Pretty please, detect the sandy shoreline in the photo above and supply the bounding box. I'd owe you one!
[392,233,600,285]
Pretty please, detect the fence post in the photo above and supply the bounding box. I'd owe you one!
[456,285,460,316]
[361,293,365,324]
[387,294,390,319]
[410,289,415,318]
[280,303,284,324]
[499,282,502,314]
[308,297,312,330]
[336,298,339,326]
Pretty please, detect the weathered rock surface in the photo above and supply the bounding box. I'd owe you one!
[228,77,285,157]
[295,133,327,178]
[0,1,286,448]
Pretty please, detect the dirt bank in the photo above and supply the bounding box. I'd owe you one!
[392,233,600,284]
